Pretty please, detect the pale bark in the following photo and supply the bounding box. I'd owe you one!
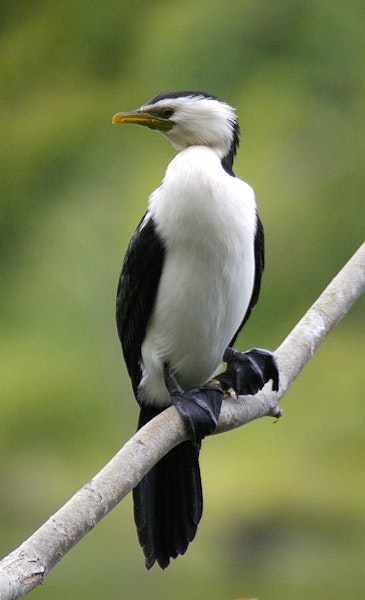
[0,242,364,599]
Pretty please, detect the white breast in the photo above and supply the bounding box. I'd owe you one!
[139,146,257,406]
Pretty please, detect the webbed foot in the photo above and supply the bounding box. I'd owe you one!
[216,347,279,396]
[164,365,224,443]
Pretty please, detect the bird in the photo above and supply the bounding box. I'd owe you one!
[112,91,279,570]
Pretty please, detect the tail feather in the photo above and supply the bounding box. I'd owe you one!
[133,406,202,569]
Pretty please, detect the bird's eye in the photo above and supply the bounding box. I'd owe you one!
[161,108,174,119]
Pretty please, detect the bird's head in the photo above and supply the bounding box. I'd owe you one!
[112,91,240,173]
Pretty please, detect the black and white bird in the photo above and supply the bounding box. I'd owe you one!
[113,91,279,570]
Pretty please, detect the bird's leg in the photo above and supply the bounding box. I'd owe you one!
[163,364,224,443]
[216,347,279,396]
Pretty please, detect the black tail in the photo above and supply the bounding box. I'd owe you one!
[133,406,202,569]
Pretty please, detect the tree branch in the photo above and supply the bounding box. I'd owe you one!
[0,242,364,599]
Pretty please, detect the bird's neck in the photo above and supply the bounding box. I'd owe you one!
[221,127,239,175]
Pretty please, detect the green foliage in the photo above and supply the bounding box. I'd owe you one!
[0,1,364,598]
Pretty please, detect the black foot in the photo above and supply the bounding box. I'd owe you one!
[216,347,279,396]
[164,365,224,443]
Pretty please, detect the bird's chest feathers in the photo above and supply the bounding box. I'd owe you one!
[147,147,256,356]
[149,147,256,280]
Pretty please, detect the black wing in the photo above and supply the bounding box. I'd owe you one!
[116,212,165,397]
[230,212,265,345]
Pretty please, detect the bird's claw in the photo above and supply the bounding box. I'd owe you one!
[217,347,279,396]
[163,364,224,443]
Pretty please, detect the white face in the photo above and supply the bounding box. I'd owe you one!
[141,96,237,158]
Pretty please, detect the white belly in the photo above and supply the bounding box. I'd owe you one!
[139,146,257,406]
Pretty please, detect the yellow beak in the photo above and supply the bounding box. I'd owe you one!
[112,111,172,132]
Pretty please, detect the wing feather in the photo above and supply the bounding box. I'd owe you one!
[229,212,264,345]
[116,212,165,397]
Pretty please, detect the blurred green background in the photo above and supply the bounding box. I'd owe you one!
[1,1,364,598]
